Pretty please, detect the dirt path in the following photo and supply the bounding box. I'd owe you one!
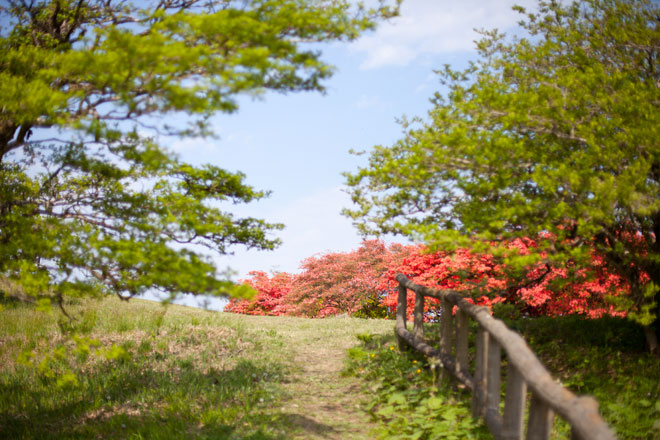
[281,337,373,439]
[244,315,394,439]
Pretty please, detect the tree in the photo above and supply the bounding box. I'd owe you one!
[0,0,399,309]
[344,0,660,350]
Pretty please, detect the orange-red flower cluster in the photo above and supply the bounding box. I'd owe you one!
[225,239,631,320]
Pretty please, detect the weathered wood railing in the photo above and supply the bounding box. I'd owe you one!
[395,273,617,440]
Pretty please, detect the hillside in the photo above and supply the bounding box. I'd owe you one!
[0,297,393,439]
[3,296,660,439]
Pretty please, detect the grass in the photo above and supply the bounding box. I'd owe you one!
[3,296,659,439]
[0,296,393,439]
[344,333,491,440]
[1,297,291,439]
[345,315,660,440]
[510,316,660,440]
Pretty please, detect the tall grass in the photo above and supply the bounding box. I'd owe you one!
[0,296,395,439]
[0,297,292,439]
[5,296,654,439]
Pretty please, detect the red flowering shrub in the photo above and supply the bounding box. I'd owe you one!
[226,239,631,321]
[380,239,629,321]
[225,240,406,318]
[224,271,293,316]
[379,244,508,320]
[284,240,401,318]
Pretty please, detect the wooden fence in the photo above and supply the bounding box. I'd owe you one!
[394,273,617,440]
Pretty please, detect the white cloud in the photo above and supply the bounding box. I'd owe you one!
[415,72,438,94]
[212,185,414,280]
[352,0,539,69]
[167,129,255,155]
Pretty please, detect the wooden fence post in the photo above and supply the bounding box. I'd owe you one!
[396,283,408,350]
[570,397,599,440]
[527,393,554,440]
[486,336,502,438]
[571,426,583,440]
[472,325,488,419]
[393,273,616,440]
[414,291,425,341]
[455,310,468,374]
[441,298,453,355]
[502,363,527,440]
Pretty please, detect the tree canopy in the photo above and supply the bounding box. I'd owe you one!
[0,0,399,308]
[344,0,660,348]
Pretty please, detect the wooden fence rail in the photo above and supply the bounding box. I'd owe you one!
[394,273,617,440]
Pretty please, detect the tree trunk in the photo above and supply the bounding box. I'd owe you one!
[643,325,659,355]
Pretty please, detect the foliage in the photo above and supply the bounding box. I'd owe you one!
[512,315,660,439]
[343,0,660,342]
[227,239,631,321]
[0,0,399,306]
[350,316,660,440]
[345,334,490,440]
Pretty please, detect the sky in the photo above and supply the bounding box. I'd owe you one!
[148,0,540,309]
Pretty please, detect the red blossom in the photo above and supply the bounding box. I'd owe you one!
[225,238,634,321]
[224,271,293,316]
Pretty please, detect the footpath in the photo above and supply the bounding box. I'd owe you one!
[243,315,394,439]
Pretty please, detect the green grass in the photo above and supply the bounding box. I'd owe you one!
[0,296,395,439]
[346,316,660,440]
[3,296,658,439]
[511,316,660,440]
[0,297,292,439]
[344,333,491,440]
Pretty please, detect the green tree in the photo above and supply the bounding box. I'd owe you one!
[344,0,660,351]
[0,0,399,308]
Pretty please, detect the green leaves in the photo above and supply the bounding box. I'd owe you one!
[344,0,660,332]
[0,0,400,305]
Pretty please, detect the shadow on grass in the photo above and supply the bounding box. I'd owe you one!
[277,413,339,438]
[0,356,294,439]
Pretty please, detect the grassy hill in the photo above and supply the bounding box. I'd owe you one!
[2,297,660,439]
[0,296,392,439]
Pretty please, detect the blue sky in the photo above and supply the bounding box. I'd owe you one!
[158,0,539,309]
